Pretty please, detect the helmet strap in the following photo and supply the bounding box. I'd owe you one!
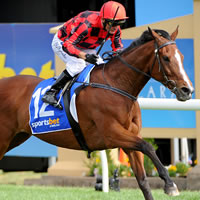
[102,19,108,31]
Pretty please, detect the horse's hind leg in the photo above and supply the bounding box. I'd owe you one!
[0,128,30,160]
[0,127,15,160]
[124,149,154,200]
[6,132,31,152]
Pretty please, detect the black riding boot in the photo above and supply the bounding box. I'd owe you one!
[42,69,73,109]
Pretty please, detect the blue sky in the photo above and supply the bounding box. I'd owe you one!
[135,0,193,26]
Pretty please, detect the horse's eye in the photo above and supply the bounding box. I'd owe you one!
[163,56,170,62]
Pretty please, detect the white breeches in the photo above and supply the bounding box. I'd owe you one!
[52,33,104,77]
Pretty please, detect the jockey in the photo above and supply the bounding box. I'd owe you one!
[42,1,128,109]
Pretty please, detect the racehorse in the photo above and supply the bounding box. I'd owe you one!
[0,27,193,200]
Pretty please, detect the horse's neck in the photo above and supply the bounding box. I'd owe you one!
[106,42,154,97]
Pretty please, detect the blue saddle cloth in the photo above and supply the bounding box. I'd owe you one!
[29,64,95,134]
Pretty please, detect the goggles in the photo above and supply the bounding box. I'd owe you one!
[105,19,126,27]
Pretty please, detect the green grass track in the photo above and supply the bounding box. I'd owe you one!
[0,185,199,200]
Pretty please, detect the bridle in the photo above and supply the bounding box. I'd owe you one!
[103,40,177,93]
[152,40,177,92]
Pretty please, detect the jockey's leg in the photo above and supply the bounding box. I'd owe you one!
[43,33,101,109]
[42,69,72,109]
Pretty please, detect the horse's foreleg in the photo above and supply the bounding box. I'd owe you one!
[104,125,179,196]
[123,149,153,200]
[138,140,179,196]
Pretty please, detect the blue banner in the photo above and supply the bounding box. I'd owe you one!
[0,24,57,79]
[0,24,58,157]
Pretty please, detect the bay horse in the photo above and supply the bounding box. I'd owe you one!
[0,27,193,200]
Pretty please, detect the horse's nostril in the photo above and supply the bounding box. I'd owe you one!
[180,87,191,95]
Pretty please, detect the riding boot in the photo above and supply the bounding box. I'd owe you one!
[42,69,73,109]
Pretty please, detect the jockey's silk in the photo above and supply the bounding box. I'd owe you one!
[58,10,123,57]
[29,64,95,134]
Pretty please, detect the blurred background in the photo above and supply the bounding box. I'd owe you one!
[0,0,195,174]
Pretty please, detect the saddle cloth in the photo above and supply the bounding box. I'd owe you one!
[29,64,95,134]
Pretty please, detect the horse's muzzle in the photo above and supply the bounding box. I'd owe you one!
[175,86,194,101]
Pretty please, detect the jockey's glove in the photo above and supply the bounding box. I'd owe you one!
[116,49,123,54]
[85,54,98,64]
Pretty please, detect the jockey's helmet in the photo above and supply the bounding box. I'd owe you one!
[100,1,128,26]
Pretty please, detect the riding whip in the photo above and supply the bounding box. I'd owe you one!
[96,6,120,55]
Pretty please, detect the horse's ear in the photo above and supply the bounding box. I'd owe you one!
[148,27,153,35]
[148,28,162,43]
[171,25,179,41]
[148,27,155,39]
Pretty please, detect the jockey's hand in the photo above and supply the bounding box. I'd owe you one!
[85,54,98,64]
[115,49,123,55]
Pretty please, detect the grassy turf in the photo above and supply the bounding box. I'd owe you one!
[0,185,199,200]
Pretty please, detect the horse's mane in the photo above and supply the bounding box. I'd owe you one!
[103,29,171,62]
[122,29,171,54]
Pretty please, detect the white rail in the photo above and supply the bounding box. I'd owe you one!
[138,98,200,110]
[100,150,109,192]
[139,98,199,165]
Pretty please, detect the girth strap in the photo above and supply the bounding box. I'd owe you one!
[63,84,92,158]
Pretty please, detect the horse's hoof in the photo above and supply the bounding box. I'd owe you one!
[164,183,180,196]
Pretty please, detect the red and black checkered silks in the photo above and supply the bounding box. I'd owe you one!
[57,11,123,57]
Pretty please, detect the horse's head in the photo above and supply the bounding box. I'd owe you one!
[148,27,194,101]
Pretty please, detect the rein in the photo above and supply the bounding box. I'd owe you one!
[76,40,177,104]
[96,40,177,100]
[118,40,176,83]
[102,40,177,93]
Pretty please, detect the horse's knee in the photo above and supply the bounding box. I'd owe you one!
[140,140,155,154]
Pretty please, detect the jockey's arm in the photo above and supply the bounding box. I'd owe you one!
[62,23,88,59]
[110,28,123,52]
[78,51,87,60]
